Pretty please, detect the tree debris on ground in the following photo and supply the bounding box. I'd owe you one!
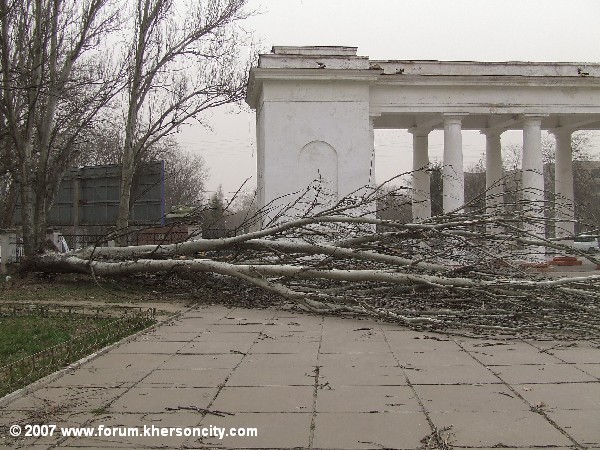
[20,187,600,341]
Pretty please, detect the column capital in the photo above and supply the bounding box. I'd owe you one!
[442,113,467,124]
[548,127,574,138]
[480,128,504,138]
[521,115,547,126]
[408,126,431,137]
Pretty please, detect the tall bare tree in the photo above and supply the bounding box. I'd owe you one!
[0,0,120,255]
[162,146,208,212]
[116,0,252,243]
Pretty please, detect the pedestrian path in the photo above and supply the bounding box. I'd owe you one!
[1,305,599,449]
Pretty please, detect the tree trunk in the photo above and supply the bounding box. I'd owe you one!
[116,148,135,246]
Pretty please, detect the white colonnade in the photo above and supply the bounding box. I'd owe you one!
[247,46,600,250]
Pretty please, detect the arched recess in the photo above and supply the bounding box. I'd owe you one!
[298,141,339,203]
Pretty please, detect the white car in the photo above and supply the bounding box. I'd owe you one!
[573,235,600,252]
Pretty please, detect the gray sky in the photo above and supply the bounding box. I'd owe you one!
[177,0,600,196]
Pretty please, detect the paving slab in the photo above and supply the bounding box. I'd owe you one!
[192,331,260,342]
[312,412,430,449]
[551,347,600,363]
[546,409,600,445]
[315,385,421,413]
[428,411,574,447]
[490,362,598,384]
[211,386,314,413]
[413,384,530,413]
[160,353,243,370]
[1,305,599,449]
[108,387,217,413]
[46,369,148,388]
[62,411,201,448]
[405,363,501,385]
[83,353,170,370]
[176,340,254,354]
[137,368,231,388]
[111,340,188,354]
[319,361,408,387]
[6,386,128,412]
[578,363,600,378]
[518,382,600,410]
[225,360,316,387]
[249,340,321,354]
[192,412,313,448]
[460,341,564,366]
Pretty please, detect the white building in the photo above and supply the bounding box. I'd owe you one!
[246,46,600,242]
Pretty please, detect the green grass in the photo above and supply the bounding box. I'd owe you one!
[0,313,154,397]
[0,315,114,367]
[0,274,162,397]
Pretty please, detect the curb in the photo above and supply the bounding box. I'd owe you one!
[0,305,195,408]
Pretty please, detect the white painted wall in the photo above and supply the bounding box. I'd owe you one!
[256,80,372,219]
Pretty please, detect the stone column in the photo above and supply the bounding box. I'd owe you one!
[484,131,504,212]
[443,116,465,213]
[482,130,504,234]
[522,116,546,259]
[552,129,575,247]
[409,128,432,221]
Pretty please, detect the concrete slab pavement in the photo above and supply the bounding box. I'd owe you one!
[1,305,599,449]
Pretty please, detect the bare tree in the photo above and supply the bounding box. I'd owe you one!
[209,188,256,235]
[162,144,209,212]
[502,131,597,170]
[464,157,487,213]
[429,159,444,216]
[115,0,252,243]
[75,121,124,167]
[376,184,412,225]
[0,0,120,255]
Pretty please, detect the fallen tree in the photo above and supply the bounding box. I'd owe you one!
[20,185,600,339]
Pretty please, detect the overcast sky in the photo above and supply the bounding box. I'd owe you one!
[177,0,600,196]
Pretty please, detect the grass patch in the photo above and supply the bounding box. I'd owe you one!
[0,312,154,398]
[0,315,114,367]
[0,273,187,398]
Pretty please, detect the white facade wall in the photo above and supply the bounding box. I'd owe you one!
[257,81,372,217]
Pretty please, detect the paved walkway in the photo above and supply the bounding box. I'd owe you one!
[1,305,599,449]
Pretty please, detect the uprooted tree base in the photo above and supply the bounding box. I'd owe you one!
[19,190,600,341]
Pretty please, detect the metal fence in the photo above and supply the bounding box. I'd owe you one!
[0,304,155,397]
[61,234,111,250]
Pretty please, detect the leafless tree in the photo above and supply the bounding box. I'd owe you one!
[0,0,121,255]
[115,0,253,244]
[75,121,124,167]
[162,144,209,212]
[220,189,257,234]
[375,184,412,226]
[502,131,597,170]
[464,158,487,213]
